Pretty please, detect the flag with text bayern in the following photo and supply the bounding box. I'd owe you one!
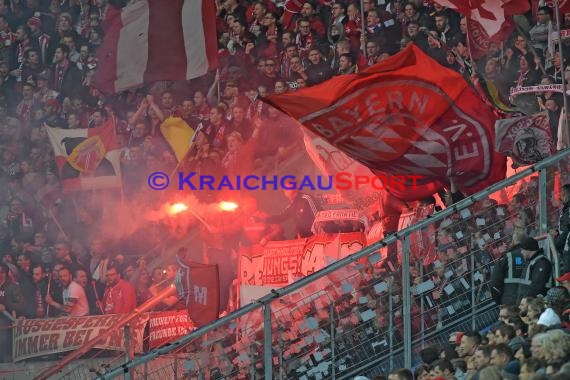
[264,44,506,201]
[175,254,220,327]
[94,0,218,94]
[435,0,530,59]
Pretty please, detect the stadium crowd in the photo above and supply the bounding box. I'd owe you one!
[0,0,569,378]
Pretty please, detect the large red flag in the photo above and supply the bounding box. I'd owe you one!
[264,44,507,201]
[94,0,218,94]
[436,0,530,38]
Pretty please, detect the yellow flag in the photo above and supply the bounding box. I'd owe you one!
[159,117,194,162]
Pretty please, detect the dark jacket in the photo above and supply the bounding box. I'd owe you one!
[0,280,26,318]
[490,247,526,305]
[265,193,321,238]
[517,250,552,302]
[50,60,83,99]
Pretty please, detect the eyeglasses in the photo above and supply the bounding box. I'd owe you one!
[265,63,275,67]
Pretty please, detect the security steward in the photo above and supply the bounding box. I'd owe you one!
[517,237,552,301]
[490,241,526,306]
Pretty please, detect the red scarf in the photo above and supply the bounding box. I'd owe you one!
[54,60,70,91]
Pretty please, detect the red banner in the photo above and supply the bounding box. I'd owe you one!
[175,258,220,327]
[148,310,195,349]
[12,314,148,362]
[265,44,506,201]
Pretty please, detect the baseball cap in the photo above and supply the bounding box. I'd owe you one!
[556,272,570,282]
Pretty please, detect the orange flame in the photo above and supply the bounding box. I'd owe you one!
[219,201,239,211]
[168,203,188,215]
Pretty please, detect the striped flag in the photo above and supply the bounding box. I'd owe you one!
[94,0,218,94]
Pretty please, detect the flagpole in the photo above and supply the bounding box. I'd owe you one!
[359,0,367,59]
[554,0,569,144]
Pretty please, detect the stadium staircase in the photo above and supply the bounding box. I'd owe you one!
[35,149,570,380]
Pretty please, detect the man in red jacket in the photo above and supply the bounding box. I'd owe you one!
[102,266,137,314]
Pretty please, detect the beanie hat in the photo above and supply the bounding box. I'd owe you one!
[545,287,569,305]
[520,237,539,251]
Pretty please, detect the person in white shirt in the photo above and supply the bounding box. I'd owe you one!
[46,266,89,316]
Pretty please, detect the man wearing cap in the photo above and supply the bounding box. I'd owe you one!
[517,237,552,301]
[27,12,51,65]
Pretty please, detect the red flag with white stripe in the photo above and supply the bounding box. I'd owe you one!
[94,0,218,94]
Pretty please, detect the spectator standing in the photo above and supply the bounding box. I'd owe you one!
[46,265,89,316]
[517,237,552,300]
[102,266,136,314]
[263,186,321,238]
[0,263,24,361]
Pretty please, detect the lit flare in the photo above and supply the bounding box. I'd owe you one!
[168,203,188,215]
[219,201,239,211]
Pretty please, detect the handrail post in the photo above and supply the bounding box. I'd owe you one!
[402,236,412,369]
[471,250,476,331]
[539,168,548,235]
[124,324,133,380]
[264,303,273,380]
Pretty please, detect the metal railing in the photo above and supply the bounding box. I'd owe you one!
[82,149,570,379]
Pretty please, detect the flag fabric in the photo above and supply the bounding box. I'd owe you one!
[46,119,121,192]
[264,44,506,201]
[436,0,530,39]
[94,0,218,95]
[160,117,195,161]
[466,17,515,59]
[495,111,555,166]
[175,256,220,327]
[303,129,380,212]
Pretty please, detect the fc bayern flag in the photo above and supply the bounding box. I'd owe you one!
[94,0,218,94]
[264,44,507,201]
[175,256,220,327]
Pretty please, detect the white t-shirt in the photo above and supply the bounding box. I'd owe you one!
[63,281,90,316]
